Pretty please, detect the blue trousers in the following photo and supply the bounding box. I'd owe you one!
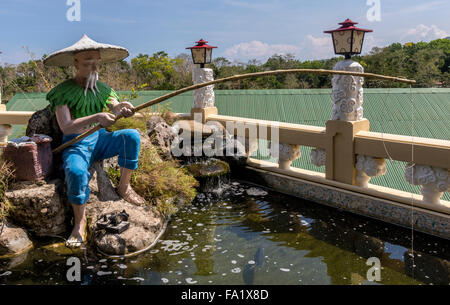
[62,128,140,205]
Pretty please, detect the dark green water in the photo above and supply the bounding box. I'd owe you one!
[1,180,449,285]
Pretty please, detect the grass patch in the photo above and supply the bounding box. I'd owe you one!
[0,155,15,223]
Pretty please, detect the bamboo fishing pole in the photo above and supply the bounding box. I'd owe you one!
[52,68,416,153]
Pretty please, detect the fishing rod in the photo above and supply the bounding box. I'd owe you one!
[52,68,416,153]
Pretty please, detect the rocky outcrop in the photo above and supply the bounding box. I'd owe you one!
[85,161,165,256]
[25,105,63,151]
[0,222,33,256]
[4,179,69,236]
[87,200,164,256]
[146,116,177,160]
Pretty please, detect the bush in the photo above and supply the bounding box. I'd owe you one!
[0,156,15,222]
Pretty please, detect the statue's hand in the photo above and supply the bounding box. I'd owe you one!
[113,102,136,118]
[97,113,116,127]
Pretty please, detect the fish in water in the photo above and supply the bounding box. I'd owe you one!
[254,245,264,267]
[242,245,264,285]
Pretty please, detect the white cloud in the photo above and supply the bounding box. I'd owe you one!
[223,40,301,62]
[300,35,334,60]
[402,24,449,42]
[306,35,330,48]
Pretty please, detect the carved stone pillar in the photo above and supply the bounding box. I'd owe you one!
[331,59,364,121]
[355,155,386,187]
[405,164,450,206]
[269,142,301,170]
[191,67,218,123]
[192,67,215,108]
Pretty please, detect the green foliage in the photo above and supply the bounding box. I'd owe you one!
[131,51,179,90]
[131,151,198,216]
[0,157,14,222]
[363,38,450,87]
[107,115,147,132]
[2,38,449,102]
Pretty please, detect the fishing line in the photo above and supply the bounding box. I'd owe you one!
[378,83,416,280]
[408,84,415,280]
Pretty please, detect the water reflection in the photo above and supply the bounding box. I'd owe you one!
[0,180,449,285]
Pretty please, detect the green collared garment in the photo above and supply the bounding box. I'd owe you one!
[46,79,120,119]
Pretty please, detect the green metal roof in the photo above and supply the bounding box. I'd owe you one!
[5,88,450,200]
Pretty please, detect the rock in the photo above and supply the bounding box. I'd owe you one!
[25,105,64,178]
[4,179,69,236]
[25,105,63,150]
[85,161,165,256]
[87,200,164,256]
[146,115,166,132]
[87,161,121,202]
[0,221,33,256]
[186,158,231,194]
[146,116,177,160]
[246,187,268,196]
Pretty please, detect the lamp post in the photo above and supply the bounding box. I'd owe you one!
[324,18,372,121]
[186,39,217,69]
[187,39,218,122]
[324,19,372,60]
[311,19,379,186]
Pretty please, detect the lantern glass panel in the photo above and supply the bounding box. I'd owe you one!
[191,48,206,64]
[332,30,352,54]
[205,48,212,64]
[352,30,365,54]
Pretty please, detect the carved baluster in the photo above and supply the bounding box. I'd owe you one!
[311,148,326,167]
[355,155,386,187]
[405,164,450,207]
[269,142,301,170]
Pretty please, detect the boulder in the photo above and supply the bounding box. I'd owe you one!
[0,221,33,256]
[25,105,63,150]
[85,160,165,256]
[87,161,121,202]
[87,200,164,256]
[25,105,64,178]
[146,116,177,160]
[4,179,69,236]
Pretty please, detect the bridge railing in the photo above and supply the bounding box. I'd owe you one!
[204,112,450,214]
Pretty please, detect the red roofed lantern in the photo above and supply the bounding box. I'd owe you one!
[186,39,217,68]
[324,19,372,59]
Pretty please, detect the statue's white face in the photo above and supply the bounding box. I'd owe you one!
[74,50,101,95]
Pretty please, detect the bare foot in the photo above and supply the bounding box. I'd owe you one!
[118,185,145,205]
[66,223,86,248]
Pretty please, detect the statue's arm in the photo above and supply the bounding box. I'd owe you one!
[55,105,114,134]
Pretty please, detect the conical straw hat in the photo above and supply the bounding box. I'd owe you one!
[43,34,129,67]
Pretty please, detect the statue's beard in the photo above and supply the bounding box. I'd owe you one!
[84,71,99,96]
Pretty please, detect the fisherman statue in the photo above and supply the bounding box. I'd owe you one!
[43,34,145,247]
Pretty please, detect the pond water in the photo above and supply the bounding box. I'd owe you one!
[1,180,449,285]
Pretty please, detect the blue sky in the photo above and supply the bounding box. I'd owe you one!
[0,0,449,65]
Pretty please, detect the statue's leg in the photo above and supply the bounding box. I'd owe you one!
[62,141,93,247]
[93,128,144,204]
